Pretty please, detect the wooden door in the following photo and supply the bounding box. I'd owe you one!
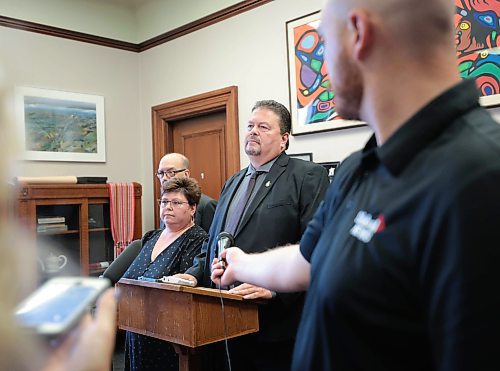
[151,86,240,227]
[172,112,226,200]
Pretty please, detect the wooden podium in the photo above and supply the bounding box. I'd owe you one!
[116,278,259,371]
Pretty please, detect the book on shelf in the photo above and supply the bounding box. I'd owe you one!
[88,261,111,270]
[37,216,66,224]
[37,224,68,233]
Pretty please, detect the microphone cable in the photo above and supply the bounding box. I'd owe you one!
[218,280,232,371]
[216,231,235,370]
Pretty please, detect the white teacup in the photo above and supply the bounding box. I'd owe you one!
[39,254,68,273]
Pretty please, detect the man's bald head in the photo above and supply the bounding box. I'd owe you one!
[157,153,190,184]
[322,0,455,53]
[160,153,189,169]
[320,0,461,142]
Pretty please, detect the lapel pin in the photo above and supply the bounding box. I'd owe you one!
[265,181,271,187]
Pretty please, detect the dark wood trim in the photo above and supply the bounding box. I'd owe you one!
[0,15,139,51]
[151,86,240,226]
[137,0,272,51]
[0,0,272,52]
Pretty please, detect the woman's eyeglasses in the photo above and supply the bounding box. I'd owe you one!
[157,199,189,208]
[155,169,186,178]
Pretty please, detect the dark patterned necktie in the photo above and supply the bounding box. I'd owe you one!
[224,171,262,235]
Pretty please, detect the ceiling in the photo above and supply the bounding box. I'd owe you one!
[0,0,247,43]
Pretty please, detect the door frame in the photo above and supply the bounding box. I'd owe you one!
[151,86,240,226]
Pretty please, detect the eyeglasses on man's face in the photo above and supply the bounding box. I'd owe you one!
[157,199,190,208]
[155,168,186,178]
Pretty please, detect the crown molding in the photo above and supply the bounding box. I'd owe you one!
[0,0,273,53]
[137,0,272,52]
[0,14,138,51]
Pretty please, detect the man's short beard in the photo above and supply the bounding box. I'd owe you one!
[245,145,261,156]
[335,94,362,121]
[331,47,363,121]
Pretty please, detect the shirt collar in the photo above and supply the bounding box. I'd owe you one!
[362,79,480,176]
[246,155,279,175]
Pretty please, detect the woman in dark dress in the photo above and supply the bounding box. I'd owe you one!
[122,177,208,371]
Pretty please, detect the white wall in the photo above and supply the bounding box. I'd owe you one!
[0,27,143,186]
[0,0,137,42]
[138,0,373,230]
[136,0,243,42]
[0,0,248,43]
[2,0,499,232]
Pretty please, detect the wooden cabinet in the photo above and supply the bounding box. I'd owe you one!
[15,183,142,277]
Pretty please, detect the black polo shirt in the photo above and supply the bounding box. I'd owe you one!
[294,79,500,371]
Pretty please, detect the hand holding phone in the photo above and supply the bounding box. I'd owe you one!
[42,287,117,371]
[15,277,110,337]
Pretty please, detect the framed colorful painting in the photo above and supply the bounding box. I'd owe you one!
[455,0,500,107]
[286,11,365,136]
[15,87,106,162]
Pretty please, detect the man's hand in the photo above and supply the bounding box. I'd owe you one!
[172,273,198,286]
[211,247,246,287]
[212,244,309,293]
[211,256,225,287]
[211,248,273,299]
[229,283,273,300]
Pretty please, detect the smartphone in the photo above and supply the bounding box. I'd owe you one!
[14,276,110,337]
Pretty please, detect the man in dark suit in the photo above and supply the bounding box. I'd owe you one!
[178,100,329,371]
[156,152,217,232]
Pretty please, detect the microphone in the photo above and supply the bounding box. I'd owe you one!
[216,231,234,267]
[101,239,142,284]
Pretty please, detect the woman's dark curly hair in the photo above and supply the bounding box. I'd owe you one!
[161,177,201,206]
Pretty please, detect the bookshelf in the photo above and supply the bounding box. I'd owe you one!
[15,183,142,278]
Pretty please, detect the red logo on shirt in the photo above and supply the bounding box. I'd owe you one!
[350,211,386,243]
[376,214,385,233]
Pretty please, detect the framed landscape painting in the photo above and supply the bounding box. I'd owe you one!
[15,87,106,162]
[286,11,365,135]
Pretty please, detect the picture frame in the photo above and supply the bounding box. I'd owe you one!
[455,0,500,108]
[288,152,313,161]
[15,87,106,162]
[318,161,340,183]
[286,11,365,136]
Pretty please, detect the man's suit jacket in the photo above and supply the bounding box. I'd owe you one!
[195,193,217,232]
[186,152,329,342]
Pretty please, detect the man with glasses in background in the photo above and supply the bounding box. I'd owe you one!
[156,152,217,232]
[102,153,216,285]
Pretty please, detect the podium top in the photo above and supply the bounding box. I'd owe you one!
[117,277,259,348]
[118,278,245,301]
